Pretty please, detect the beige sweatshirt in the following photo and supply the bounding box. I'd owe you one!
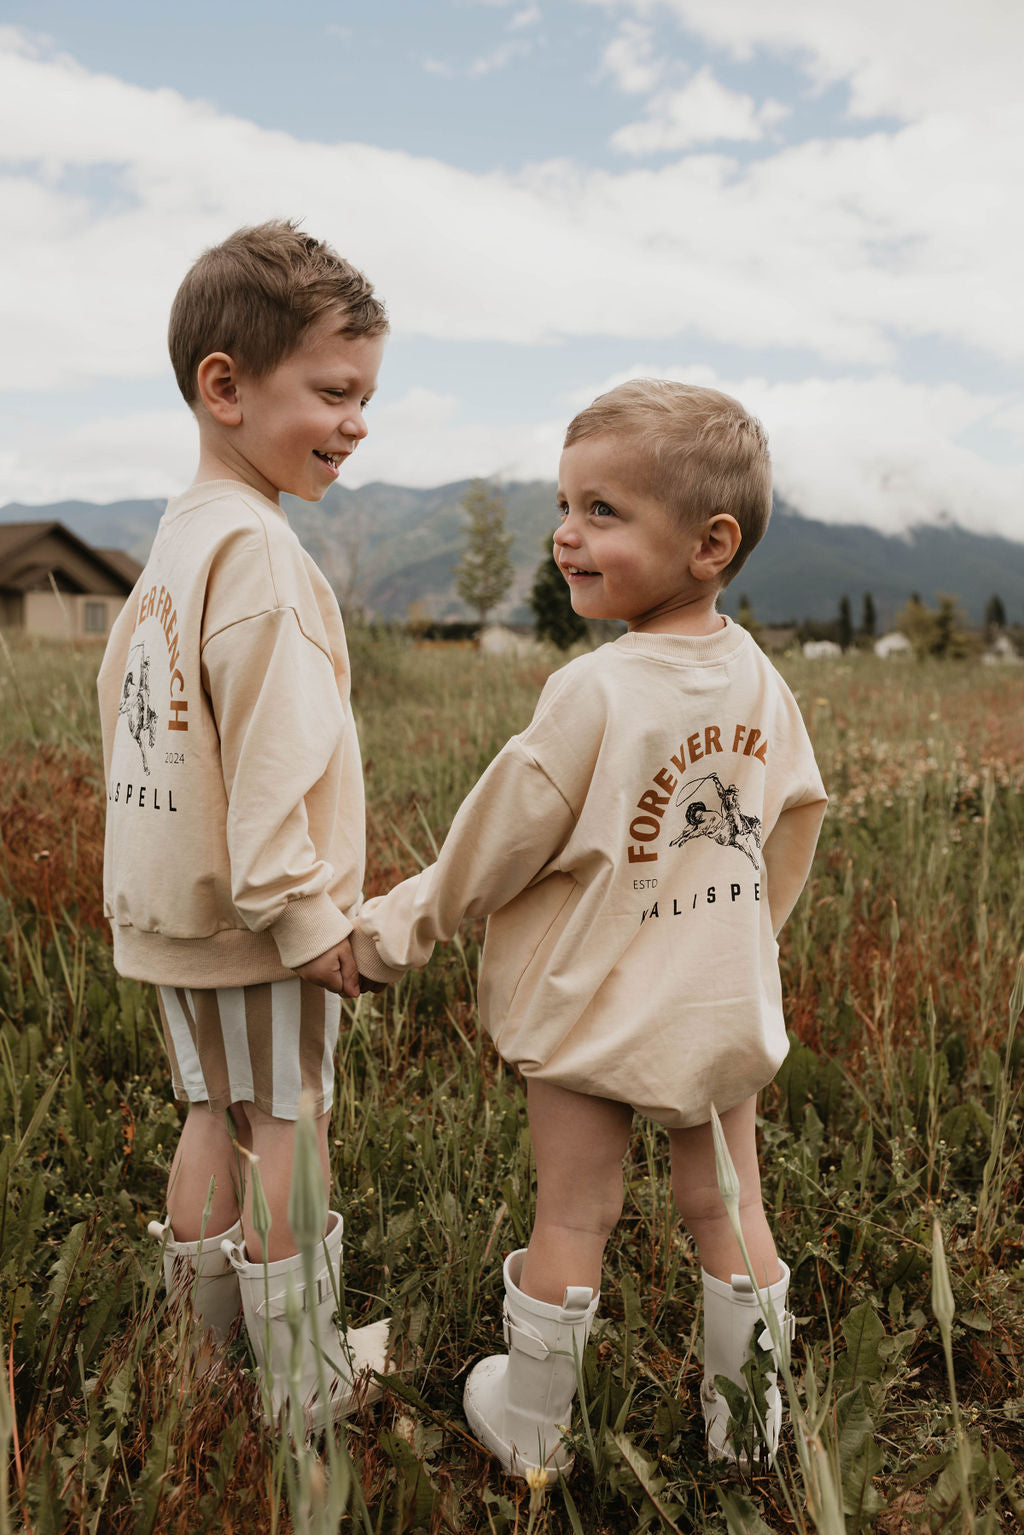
[351,621,826,1128]
[98,481,364,987]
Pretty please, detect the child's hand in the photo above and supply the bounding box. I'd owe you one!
[295,937,361,997]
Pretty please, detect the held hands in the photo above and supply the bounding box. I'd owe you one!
[295,937,362,997]
[294,938,390,997]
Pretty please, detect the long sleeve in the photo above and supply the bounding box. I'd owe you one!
[761,798,827,936]
[202,605,355,968]
[350,740,576,985]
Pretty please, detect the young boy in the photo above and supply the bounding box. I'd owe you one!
[351,380,827,1479]
[98,220,390,1427]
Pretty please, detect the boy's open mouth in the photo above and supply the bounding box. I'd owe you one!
[563,564,598,578]
[314,450,345,468]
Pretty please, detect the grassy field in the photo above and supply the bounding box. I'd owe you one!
[1,628,1022,1534]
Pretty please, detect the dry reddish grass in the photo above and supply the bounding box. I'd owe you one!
[0,744,106,929]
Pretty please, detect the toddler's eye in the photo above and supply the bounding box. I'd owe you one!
[555,502,568,520]
[592,501,616,518]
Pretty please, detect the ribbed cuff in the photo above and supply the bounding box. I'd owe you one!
[349,927,408,986]
[270,892,352,970]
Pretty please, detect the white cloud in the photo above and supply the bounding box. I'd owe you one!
[611,66,789,152]
[571,364,1024,538]
[345,387,565,489]
[4,373,1021,546]
[589,0,1023,120]
[509,5,542,30]
[601,20,662,94]
[0,23,1020,543]
[1,25,1022,399]
[0,408,194,504]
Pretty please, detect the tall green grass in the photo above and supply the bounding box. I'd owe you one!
[1,630,1021,1532]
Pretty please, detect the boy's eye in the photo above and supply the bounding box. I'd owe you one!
[555,502,568,520]
[592,501,616,518]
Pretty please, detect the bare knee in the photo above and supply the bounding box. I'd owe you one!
[673,1179,730,1233]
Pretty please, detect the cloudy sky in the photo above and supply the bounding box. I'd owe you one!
[1,0,1022,536]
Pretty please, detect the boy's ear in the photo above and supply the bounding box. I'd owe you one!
[691,514,742,583]
[195,352,243,425]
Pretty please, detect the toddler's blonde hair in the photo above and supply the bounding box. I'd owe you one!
[564,379,772,583]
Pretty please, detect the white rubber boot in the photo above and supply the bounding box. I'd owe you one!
[701,1261,793,1465]
[222,1210,390,1432]
[148,1216,243,1343]
[463,1249,598,1484]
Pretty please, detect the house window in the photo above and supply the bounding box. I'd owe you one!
[84,601,108,634]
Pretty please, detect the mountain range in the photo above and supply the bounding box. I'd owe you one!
[3,483,1022,629]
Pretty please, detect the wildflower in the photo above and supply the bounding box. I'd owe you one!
[526,1462,549,1514]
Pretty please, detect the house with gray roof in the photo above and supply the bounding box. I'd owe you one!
[0,522,142,640]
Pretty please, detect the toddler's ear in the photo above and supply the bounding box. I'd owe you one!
[196,352,243,425]
[693,514,742,582]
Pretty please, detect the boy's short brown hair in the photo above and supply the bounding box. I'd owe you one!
[168,219,389,405]
[564,379,772,583]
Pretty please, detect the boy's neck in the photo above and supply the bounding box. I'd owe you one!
[191,424,281,505]
[628,591,726,638]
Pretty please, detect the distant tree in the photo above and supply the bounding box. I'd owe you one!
[985,593,1006,634]
[897,592,976,659]
[454,480,514,633]
[530,537,587,650]
[837,594,853,651]
[897,593,936,658]
[860,591,877,642]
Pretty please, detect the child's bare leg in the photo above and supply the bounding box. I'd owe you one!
[519,1080,634,1303]
[240,1102,331,1263]
[166,1102,241,1239]
[668,1097,780,1286]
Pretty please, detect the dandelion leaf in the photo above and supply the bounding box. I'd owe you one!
[835,1299,885,1384]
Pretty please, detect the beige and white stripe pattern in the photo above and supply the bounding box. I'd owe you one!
[157,978,341,1119]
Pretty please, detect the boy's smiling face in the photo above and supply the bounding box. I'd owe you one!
[554,433,724,635]
[201,313,385,504]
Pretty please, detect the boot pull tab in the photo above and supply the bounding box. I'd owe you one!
[221,1237,247,1270]
[729,1274,756,1295]
[561,1286,593,1314]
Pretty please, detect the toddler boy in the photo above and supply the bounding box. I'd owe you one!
[98,219,389,1427]
[351,381,827,1478]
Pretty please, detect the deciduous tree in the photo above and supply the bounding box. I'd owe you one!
[454,480,514,633]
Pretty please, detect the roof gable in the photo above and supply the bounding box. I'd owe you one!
[0,522,140,596]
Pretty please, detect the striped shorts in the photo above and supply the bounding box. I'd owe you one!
[156,979,342,1120]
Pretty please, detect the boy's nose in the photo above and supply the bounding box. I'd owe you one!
[553,520,580,548]
[346,409,369,442]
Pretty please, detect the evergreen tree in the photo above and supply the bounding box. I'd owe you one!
[530,538,587,650]
[837,594,853,651]
[454,480,514,632]
[861,591,877,641]
[985,593,1006,633]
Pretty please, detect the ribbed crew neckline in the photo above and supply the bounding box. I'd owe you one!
[614,615,747,666]
[164,480,286,522]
